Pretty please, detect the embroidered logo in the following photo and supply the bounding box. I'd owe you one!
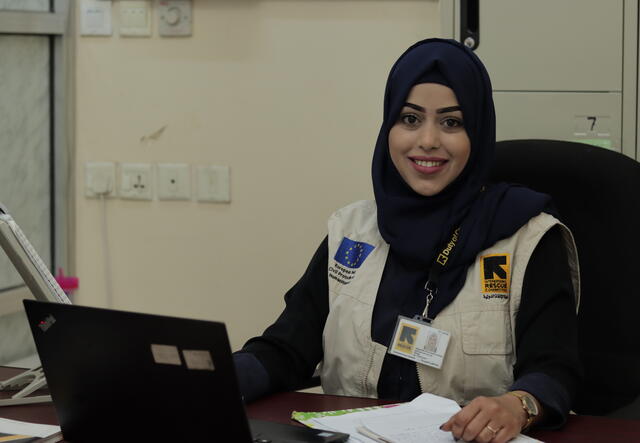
[329,237,375,285]
[480,253,510,299]
[393,322,418,354]
[334,237,375,269]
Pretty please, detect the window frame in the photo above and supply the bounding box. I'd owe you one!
[0,0,72,308]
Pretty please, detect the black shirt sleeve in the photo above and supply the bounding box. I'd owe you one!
[238,237,330,394]
[511,225,582,428]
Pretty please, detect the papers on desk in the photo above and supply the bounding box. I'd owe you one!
[0,417,60,441]
[294,393,541,443]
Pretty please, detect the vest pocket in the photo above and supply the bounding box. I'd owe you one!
[322,290,378,397]
[461,310,513,355]
[460,310,514,399]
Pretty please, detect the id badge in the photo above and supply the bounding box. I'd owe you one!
[388,315,451,369]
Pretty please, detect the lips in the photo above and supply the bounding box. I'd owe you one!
[410,156,448,174]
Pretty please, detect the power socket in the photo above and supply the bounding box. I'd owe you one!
[120,163,153,200]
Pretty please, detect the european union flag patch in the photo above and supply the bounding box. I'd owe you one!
[334,237,375,269]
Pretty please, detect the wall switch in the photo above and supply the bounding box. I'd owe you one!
[196,165,230,203]
[120,163,153,200]
[80,0,113,36]
[157,163,190,200]
[85,162,116,197]
[158,0,192,37]
[119,0,151,37]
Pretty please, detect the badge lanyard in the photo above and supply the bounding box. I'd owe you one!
[387,227,461,370]
[419,226,460,323]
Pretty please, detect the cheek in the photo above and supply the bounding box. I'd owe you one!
[446,133,471,166]
[387,127,405,166]
[458,142,471,169]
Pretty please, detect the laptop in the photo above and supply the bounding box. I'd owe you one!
[23,300,348,443]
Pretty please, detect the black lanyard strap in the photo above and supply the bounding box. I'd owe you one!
[419,227,461,322]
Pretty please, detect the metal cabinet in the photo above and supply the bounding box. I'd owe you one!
[441,0,637,158]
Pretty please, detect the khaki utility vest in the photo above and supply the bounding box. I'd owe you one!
[319,200,579,404]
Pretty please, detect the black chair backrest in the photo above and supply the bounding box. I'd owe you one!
[490,139,640,416]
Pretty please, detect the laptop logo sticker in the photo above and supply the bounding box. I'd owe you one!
[151,344,182,366]
[182,350,215,371]
[38,314,56,332]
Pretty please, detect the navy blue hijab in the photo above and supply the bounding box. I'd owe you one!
[372,39,551,316]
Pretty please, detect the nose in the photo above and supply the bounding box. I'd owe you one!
[417,120,440,151]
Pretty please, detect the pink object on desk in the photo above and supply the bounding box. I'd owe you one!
[55,268,78,294]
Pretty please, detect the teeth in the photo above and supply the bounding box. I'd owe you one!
[414,160,443,167]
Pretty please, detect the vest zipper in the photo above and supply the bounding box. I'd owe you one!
[416,362,426,393]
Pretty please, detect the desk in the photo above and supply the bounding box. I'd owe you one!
[247,391,640,442]
[2,366,639,442]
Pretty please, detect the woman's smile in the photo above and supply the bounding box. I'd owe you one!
[409,156,448,173]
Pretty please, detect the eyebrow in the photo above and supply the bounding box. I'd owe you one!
[437,106,462,114]
[403,103,462,114]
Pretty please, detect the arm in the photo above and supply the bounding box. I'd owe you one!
[441,225,581,441]
[510,224,581,428]
[234,237,330,402]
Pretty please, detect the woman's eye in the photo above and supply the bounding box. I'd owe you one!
[400,114,420,126]
[442,117,463,128]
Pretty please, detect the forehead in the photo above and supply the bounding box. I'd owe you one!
[405,83,460,109]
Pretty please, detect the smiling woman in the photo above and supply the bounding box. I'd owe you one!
[234,39,581,443]
[388,82,471,197]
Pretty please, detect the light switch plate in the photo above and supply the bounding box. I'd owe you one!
[119,0,151,37]
[80,0,113,36]
[157,163,191,200]
[196,165,230,203]
[158,0,192,37]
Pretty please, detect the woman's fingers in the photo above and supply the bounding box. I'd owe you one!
[441,399,483,439]
[440,395,524,442]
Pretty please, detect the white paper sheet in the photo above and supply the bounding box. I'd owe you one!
[310,393,541,443]
[0,417,60,438]
[362,409,454,443]
[311,404,407,442]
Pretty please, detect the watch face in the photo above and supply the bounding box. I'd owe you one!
[522,395,539,416]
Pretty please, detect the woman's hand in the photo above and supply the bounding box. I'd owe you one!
[439,393,530,442]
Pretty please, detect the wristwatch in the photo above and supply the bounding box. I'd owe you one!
[508,391,539,431]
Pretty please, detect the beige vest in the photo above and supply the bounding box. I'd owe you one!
[319,200,579,404]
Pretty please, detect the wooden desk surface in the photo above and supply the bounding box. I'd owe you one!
[0,366,58,425]
[3,366,640,442]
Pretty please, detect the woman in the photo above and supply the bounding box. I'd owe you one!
[234,39,581,442]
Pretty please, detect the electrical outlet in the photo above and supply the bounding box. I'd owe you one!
[85,162,116,198]
[157,163,190,200]
[120,163,153,200]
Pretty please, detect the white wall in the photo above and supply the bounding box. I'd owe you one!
[74,0,441,350]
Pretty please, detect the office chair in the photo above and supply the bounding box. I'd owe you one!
[490,139,640,419]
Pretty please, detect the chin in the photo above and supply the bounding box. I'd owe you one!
[413,186,442,197]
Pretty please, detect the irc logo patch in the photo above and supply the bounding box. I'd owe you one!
[480,254,511,297]
[394,323,417,354]
[334,237,375,269]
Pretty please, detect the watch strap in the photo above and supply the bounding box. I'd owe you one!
[507,391,537,430]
